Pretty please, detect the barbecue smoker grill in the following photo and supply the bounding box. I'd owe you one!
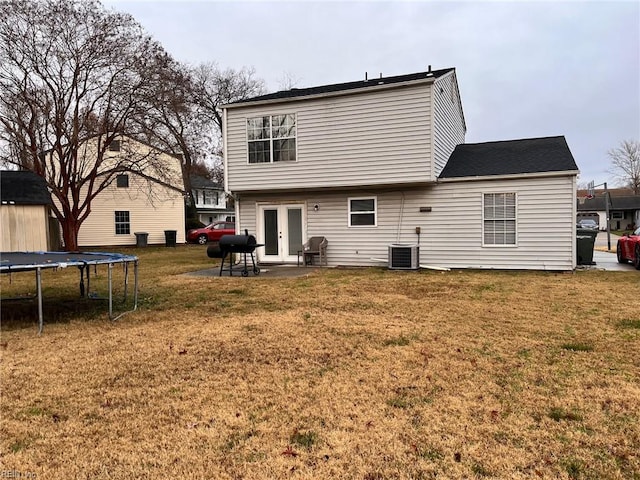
[207,230,263,277]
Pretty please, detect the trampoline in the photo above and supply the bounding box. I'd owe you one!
[1,251,138,334]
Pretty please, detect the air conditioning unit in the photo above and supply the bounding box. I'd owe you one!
[388,244,419,270]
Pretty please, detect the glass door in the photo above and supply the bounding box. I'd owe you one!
[258,204,304,263]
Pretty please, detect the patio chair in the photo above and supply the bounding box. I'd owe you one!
[297,236,328,266]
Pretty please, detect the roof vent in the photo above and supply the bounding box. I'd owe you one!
[364,72,368,82]
[426,65,433,77]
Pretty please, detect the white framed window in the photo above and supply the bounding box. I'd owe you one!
[348,197,377,227]
[247,114,296,163]
[483,193,516,246]
[115,211,130,235]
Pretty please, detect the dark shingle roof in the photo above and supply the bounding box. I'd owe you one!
[439,136,579,179]
[228,68,455,105]
[190,174,222,190]
[1,171,51,205]
[578,195,640,211]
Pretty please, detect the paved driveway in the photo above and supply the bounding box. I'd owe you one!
[587,232,637,271]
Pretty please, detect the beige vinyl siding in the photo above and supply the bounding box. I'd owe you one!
[227,83,434,192]
[1,205,49,251]
[237,174,576,270]
[433,72,466,178]
[48,136,186,248]
[76,173,185,247]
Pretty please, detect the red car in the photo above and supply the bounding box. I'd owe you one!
[617,226,640,269]
[187,222,235,245]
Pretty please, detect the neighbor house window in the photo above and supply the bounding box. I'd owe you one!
[483,193,516,245]
[108,139,121,152]
[349,197,377,227]
[247,114,296,163]
[116,174,129,188]
[115,211,130,235]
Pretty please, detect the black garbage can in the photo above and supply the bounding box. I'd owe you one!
[164,229,177,247]
[134,232,148,247]
[576,228,597,265]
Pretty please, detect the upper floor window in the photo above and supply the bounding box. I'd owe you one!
[115,211,130,235]
[116,174,129,188]
[348,197,377,227]
[247,114,296,163]
[483,193,516,246]
[108,139,121,152]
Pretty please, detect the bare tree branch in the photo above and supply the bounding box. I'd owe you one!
[607,140,640,194]
[0,0,178,250]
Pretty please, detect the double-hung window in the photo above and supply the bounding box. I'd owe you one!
[115,211,130,235]
[348,197,377,227]
[247,114,296,163]
[483,193,516,245]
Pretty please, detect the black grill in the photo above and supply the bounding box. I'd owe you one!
[207,230,263,276]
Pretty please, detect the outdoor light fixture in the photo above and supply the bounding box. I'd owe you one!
[313,204,319,211]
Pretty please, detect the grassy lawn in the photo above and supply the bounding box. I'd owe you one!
[1,246,639,479]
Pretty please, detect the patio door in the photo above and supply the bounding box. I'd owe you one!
[257,204,304,263]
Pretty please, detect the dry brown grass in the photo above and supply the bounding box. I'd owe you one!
[1,245,639,479]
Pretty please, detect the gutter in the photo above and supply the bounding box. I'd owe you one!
[437,169,580,183]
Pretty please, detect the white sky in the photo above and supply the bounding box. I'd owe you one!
[105,0,640,187]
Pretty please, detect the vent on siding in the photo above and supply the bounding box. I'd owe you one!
[388,244,419,270]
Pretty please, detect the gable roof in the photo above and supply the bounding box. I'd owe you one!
[439,136,579,179]
[190,174,222,190]
[1,171,52,205]
[578,195,640,211]
[227,67,455,106]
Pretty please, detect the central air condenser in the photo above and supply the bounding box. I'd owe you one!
[388,244,419,270]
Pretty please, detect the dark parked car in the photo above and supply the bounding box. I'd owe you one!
[577,218,599,231]
[187,222,235,245]
[617,226,640,269]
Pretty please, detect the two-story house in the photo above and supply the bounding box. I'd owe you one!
[222,67,579,270]
[61,135,186,247]
[190,174,234,224]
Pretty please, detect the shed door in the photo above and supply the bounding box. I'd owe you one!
[257,204,304,263]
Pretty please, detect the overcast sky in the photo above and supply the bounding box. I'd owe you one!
[106,0,639,187]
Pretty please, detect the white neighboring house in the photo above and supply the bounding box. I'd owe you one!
[222,67,580,270]
[577,188,640,231]
[52,135,186,247]
[190,175,234,224]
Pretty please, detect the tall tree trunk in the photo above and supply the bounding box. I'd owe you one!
[60,217,81,252]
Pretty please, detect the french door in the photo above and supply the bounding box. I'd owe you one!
[257,204,304,263]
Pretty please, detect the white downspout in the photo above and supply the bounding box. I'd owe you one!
[221,107,240,234]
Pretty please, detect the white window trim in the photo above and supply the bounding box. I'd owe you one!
[246,113,297,164]
[482,192,517,247]
[115,210,130,235]
[348,196,377,227]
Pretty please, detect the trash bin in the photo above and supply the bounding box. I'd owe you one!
[134,232,148,247]
[164,229,177,247]
[576,228,597,265]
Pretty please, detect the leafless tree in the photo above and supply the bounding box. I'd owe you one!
[608,140,640,194]
[191,63,266,181]
[140,61,266,206]
[0,0,177,250]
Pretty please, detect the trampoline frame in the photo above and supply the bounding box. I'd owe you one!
[1,251,139,334]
